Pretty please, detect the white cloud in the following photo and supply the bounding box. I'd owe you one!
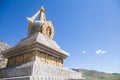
[96,50,107,54]
[82,51,86,53]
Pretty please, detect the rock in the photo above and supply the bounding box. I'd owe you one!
[0,41,10,68]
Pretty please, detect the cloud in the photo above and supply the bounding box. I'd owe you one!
[82,51,86,54]
[96,50,107,54]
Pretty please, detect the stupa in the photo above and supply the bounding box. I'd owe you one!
[0,7,84,80]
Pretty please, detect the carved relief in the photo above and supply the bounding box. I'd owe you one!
[47,54,52,64]
[50,56,57,66]
[40,52,46,63]
[8,57,15,66]
[58,58,63,67]
[16,55,24,63]
[53,56,57,66]
[7,52,35,67]
[38,51,64,67]
[7,51,63,67]
[24,53,33,62]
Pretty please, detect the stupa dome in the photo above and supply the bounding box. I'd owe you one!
[34,20,45,27]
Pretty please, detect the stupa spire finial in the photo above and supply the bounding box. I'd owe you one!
[26,6,46,23]
[40,6,45,12]
[38,6,46,22]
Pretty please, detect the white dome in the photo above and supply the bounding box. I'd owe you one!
[34,20,45,27]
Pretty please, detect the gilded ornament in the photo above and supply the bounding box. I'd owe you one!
[40,52,46,63]
[8,57,14,66]
[25,53,33,62]
[16,55,24,63]
[42,21,54,39]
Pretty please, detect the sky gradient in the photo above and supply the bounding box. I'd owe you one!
[0,0,120,73]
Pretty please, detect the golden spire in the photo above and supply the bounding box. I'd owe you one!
[26,6,46,23]
[39,6,46,22]
[40,6,45,12]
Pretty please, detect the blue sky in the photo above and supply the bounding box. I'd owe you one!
[0,0,120,73]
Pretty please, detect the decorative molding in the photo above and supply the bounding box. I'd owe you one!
[42,21,54,39]
[2,42,67,59]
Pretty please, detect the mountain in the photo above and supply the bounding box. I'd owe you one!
[72,69,120,80]
[0,41,10,68]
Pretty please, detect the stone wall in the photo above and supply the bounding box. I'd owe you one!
[0,62,33,78]
[0,60,83,80]
[33,60,83,80]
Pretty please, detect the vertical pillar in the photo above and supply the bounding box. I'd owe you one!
[45,53,47,63]
[33,50,38,61]
[62,59,64,67]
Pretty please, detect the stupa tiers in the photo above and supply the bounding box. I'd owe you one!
[0,7,84,80]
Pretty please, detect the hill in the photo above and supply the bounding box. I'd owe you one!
[0,41,10,68]
[72,69,120,80]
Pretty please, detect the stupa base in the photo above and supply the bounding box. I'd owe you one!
[0,61,84,80]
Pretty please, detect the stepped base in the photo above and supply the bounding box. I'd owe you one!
[0,76,83,80]
[0,76,63,80]
[0,61,84,80]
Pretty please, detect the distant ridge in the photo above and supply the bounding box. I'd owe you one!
[72,69,120,80]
